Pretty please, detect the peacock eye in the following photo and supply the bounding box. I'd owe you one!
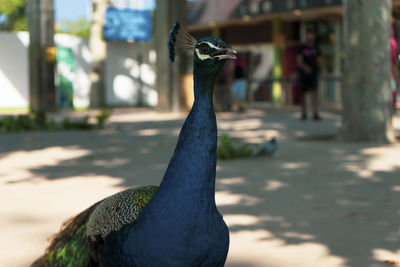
[198,44,210,54]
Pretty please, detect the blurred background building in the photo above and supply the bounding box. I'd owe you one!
[187,0,343,109]
[0,0,399,111]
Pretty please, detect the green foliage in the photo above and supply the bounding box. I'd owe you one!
[96,108,111,129]
[0,0,27,31]
[32,110,47,128]
[0,110,110,133]
[0,0,24,15]
[57,17,91,38]
[217,134,254,160]
[61,116,92,130]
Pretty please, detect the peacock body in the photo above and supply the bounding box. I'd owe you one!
[33,22,236,267]
[32,186,157,267]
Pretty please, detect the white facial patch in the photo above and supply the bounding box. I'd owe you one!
[195,41,223,61]
[195,48,211,60]
[199,41,221,50]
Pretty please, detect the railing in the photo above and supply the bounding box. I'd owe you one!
[246,74,343,106]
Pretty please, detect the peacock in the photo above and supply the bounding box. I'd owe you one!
[32,22,237,267]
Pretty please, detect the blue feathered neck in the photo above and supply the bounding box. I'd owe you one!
[98,57,229,267]
[155,67,218,204]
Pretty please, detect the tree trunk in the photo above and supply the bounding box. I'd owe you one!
[154,0,186,112]
[341,0,395,142]
[89,0,108,108]
[27,0,56,112]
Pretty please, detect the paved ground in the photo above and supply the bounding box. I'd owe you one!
[1,108,400,267]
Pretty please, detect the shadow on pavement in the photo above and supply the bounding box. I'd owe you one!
[1,108,399,267]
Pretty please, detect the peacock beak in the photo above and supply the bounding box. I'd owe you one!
[212,47,237,60]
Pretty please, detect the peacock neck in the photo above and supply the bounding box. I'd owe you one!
[193,67,218,101]
[119,66,224,262]
[154,70,218,206]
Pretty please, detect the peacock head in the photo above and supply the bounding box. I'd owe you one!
[168,22,236,78]
[193,37,236,75]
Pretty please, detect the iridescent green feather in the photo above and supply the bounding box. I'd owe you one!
[32,186,158,267]
[46,223,90,267]
[133,186,158,210]
[31,202,99,267]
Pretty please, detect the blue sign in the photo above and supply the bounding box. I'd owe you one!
[104,7,152,41]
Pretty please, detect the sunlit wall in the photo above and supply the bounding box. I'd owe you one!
[0,32,29,109]
[0,32,157,109]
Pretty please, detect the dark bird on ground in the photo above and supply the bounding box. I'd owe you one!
[32,22,236,267]
[256,137,278,157]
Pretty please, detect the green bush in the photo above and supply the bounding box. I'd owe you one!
[217,134,254,160]
[32,110,47,128]
[0,116,17,132]
[15,115,35,130]
[0,111,110,133]
[96,109,111,129]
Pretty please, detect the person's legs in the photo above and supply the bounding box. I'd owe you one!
[300,92,307,119]
[299,80,307,119]
[230,79,247,112]
[311,89,320,118]
[310,76,320,120]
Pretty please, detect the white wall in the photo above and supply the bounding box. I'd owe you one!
[105,41,158,107]
[0,32,157,109]
[0,32,92,109]
[0,32,29,109]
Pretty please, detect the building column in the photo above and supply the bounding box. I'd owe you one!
[154,0,186,112]
[89,0,108,108]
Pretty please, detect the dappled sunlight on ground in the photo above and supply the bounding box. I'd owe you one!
[216,190,262,206]
[281,162,310,170]
[393,186,400,192]
[264,180,289,191]
[217,176,246,185]
[224,214,261,226]
[217,111,288,143]
[219,118,264,130]
[227,230,347,267]
[0,175,124,267]
[372,249,400,266]
[135,127,181,137]
[361,145,400,172]
[0,108,399,267]
[0,146,91,183]
[343,144,400,179]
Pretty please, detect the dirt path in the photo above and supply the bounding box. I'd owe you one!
[1,108,399,267]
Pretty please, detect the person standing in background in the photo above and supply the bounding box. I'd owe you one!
[231,54,247,112]
[297,28,322,120]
